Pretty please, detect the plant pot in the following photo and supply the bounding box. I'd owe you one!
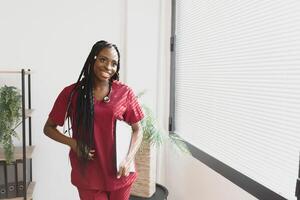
[131,142,156,198]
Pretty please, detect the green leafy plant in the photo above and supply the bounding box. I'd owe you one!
[0,85,22,163]
[137,91,190,154]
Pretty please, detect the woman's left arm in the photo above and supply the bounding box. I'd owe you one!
[117,121,143,178]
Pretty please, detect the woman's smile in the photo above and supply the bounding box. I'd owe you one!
[100,71,111,78]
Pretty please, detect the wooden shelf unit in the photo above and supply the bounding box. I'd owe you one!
[25,109,34,119]
[2,182,35,200]
[0,69,34,200]
[0,146,35,161]
[0,70,31,75]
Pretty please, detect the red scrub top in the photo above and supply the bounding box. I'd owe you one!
[48,80,144,191]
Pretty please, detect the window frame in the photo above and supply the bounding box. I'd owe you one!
[168,1,292,199]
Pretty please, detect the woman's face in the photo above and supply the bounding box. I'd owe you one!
[93,47,118,82]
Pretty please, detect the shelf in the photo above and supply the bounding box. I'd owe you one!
[0,146,35,161]
[2,181,35,200]
[0,68,34,200]
[25,109,34,118]
[0,70,31,75]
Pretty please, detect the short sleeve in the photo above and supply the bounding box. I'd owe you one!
[123,88,144,125]
[49,87,69,126]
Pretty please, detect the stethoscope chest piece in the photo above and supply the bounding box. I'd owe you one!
[103,96,110,103]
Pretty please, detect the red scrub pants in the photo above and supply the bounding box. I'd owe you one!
[77,184,132,200]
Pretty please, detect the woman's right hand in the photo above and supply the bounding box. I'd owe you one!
[69,138,95,160]
[43,118,95,160]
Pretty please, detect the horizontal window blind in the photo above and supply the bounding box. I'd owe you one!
[174,1,300,199]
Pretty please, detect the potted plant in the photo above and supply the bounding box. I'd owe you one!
[0,85,22,164]
[131,91,190,197]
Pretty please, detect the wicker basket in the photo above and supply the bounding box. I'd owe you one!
[131,142,157,197]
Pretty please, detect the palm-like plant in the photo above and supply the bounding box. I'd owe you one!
[0,85,22,163]
[131,90,191,197]
[137,90,190,154]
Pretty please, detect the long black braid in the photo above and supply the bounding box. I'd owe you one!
[65,40,120,167]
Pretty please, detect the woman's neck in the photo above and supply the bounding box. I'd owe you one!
[93,79,109,90]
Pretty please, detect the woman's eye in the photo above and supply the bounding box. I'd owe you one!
[112,63,118,67]
[99,58,106,63]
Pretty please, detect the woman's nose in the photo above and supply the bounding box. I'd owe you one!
[104,62,114,70]
[104,63,112,70]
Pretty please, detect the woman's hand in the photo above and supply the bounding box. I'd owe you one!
[69,138,95,160]
[117,158,131,179]
[44,118,95,160]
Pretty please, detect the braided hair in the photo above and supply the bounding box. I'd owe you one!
[66,40,120,166]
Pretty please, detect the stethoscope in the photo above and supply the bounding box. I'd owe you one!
[103,81,112,103]
[62,80,112,135]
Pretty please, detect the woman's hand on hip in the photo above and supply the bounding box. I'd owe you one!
[117,159,131,179]
[69,139,95,160]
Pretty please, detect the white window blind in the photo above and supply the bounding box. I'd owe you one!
[174,1,300,199]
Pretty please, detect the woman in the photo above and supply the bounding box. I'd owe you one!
[43,40,144,200]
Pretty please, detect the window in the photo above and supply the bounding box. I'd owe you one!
[170,1,300,199]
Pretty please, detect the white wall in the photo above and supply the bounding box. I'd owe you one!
[0,0,161,199]
[126,0,160,107]
[166,145,258,200]
[125,0,164,185]
[0,0,124,199]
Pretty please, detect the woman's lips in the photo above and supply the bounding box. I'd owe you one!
[100,71,111,78]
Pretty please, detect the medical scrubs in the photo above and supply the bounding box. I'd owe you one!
[48,80,144,193]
